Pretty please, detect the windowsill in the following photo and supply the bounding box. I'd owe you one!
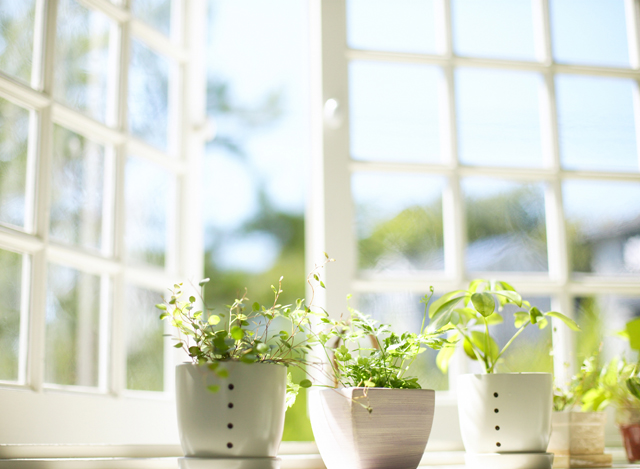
[0,446,632,469]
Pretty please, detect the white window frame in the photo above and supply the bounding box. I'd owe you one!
[0,0,206,445]
[308,0,640,448]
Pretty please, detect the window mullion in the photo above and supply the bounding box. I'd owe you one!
[536,0,575,385]
[109,6,131,398]
[625,0,640,69]
[27,0,59,393]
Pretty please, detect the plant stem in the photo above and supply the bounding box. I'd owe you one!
[455,324,488,373]
[488,320,530,373]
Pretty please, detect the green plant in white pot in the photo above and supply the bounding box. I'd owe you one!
[432,280,580,469]
[157,258,332,469]
[308,291,452,469]
[549,355,612,468]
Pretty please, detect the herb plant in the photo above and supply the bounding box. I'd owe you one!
[317,289,452,390]
[430,279,580,374]
[156,255,334,404]
[553,354,601,411]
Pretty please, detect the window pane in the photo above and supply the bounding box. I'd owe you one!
[133,0,172,37]
[353,173,445,274]
[556,75,638,173]
[456,68,543,168]
[564,180,640,275]
[575,295,640,365]
[45,264,102,387]
[452,0,536,61]
[550,0,630,68]
[125,285,164,391]
[0,97,30,229]
[50,126,106,251]
[346,0,437,54]
[54,0,114,123]
[357,292,448,391]
[0,249,24,382]
[463,179,548,272]
[0,0,35,83]
[468,297,553,374]
[129,39,170,150]
[350,61,443,163]
[125,156,169,267]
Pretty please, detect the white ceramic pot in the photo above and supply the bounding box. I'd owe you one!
[457,373,553,454]
[175,362,286,468]
[309,387,436,469]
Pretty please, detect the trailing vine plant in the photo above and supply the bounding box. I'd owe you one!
[316,288,453,391]
[156,253,335,405]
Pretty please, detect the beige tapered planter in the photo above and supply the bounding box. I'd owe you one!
[548,411,611,468]
[309,387,436,469]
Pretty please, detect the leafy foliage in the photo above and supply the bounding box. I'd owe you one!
[431,279,580,374]
[157,255,334,405]
[554,354,601,411]
[317,289,453,391]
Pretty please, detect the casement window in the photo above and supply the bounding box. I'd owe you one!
[0,0,206,445]
[309,0,640,448]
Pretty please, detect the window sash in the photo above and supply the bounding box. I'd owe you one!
[309,0,640,446]
[0,0,206,444]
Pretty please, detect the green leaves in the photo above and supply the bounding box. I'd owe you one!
[230,326,244,341]
[471,292,495,317]
[208,314,221,325]
[544,311,580,331]
[299,379,312,388]
[626,317,640,351]
[155,304,167,310]
[198,278,210,286]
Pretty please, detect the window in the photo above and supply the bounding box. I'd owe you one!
[311,0,640,447]
[0,0,206,444]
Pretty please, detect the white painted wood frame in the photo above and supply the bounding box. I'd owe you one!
[0,0,206,446]
[307,0,640,448]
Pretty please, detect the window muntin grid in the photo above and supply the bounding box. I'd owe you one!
[318,0,640,402]
[0,0,203,445]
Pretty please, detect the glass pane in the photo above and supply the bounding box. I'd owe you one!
[125,156,169,267]
[45,264,102,387]
[556,75,638,173]
[575,295,640,365]
[0,97,30,229]
[125,285,164,391]
[205,0,311,441]
[346,0,437,54]
[129,39,170,150]
[50,126,106,251]
[358,292,448,390]
[54,0,113,123]
[564,180,640,275]
[133,0,171,37]
[463,179,548,272]
[0,0,35,83]
[350,61,442,163]
[468,297,553,374]
[456,68,543,168]
[353,173,445,274]
[550,0,630,68]
[452,0,536,61]
[0,249,24,382]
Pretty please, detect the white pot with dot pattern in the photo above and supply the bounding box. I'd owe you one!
[458,373,554,469]
[176,362,287,469]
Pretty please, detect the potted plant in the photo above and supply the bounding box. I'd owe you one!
[307,289,452,469]
[578,317,640,464]
[432,280,580,469]
[157,257,332,469]
[549,354,611,468]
